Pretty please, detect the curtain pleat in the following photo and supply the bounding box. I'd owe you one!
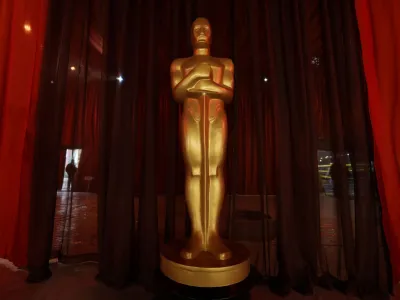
[266,0,310,294]
[0,0,48,266]
[227,0,239,240]
[339,0,380,294]
[355,0,400,288]
[27,0,74,281]
[247,0,270,279]
[137,0,159,288]
[164,0,180,244]
[97,0,137,287]
[321,0,357,286]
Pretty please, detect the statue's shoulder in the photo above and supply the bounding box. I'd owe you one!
[170,58,187,70]
[219,58,234,71]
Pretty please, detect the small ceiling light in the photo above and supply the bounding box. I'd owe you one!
[263,77,268,82]
[70,66,76,71]
[117,75,124,83]
[24,23,32,33]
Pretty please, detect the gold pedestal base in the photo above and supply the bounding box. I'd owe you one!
[160,240,250,288]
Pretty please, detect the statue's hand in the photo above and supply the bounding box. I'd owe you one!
[187,79,219,97]
[189,79,214,91]
[182,64,214,97]
[191,63,213,79]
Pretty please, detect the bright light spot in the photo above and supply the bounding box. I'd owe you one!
[50,80,54,84]
[311,56,320,66]
[70,66,76,71]
[117,75,124,83]
[263,77,268,82]
[24,23,32,33]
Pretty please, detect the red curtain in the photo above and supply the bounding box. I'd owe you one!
[0,0,48,265]
[355,0,400,284]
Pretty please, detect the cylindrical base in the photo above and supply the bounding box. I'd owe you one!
[160,240,250,288]
[154,266,259,300]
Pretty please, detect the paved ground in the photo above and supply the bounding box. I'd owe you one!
[52,192,98,257]
[0,262,365,300]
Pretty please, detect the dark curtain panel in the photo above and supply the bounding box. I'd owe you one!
[59,0,101,193]
[48,0,101,262]
[266,0,319,293]
[27,0,390,297]
[27,0,74,281]
[266,0,387,295]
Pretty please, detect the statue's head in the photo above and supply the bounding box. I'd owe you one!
[191,18,212,49]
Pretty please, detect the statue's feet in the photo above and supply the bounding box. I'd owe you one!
[180,232,203,260]
[207,233,232,261]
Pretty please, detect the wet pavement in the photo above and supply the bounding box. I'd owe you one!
[52,192,98,258]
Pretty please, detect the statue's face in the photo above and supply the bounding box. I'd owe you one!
[192,18,211,48]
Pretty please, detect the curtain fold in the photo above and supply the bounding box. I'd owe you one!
[0,0,48,266]
[163,0,180,244]
[322,0,384,294]
[137,0,159,287]
[96,0,137,287]
[355,0,400,286]
[27,0,74,281]
[266,0,317,293]
[73,80,100,193]
[265,0,387,296]
[247,0,272,282]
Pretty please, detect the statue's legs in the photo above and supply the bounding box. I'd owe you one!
[180,113,204,260]
[206,113,231,260]
[181,175,203,259]
[179,103,231,261]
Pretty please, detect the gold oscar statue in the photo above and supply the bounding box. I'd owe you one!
[160,18,250,288]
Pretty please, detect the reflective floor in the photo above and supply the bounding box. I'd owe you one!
[0,263,367,300]
[52,192,98,258]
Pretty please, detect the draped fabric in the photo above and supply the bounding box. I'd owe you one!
[26,0,390,297]
[27,0,75,281]
[0,0,48,266]
[60,0,101,193]
[355,0,400,285]
[265,0,386,295]
[72,80,101,193]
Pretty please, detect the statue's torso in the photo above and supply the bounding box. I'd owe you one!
[176,56,229,176]
[180,56,226,123]
[181,56,225,84]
